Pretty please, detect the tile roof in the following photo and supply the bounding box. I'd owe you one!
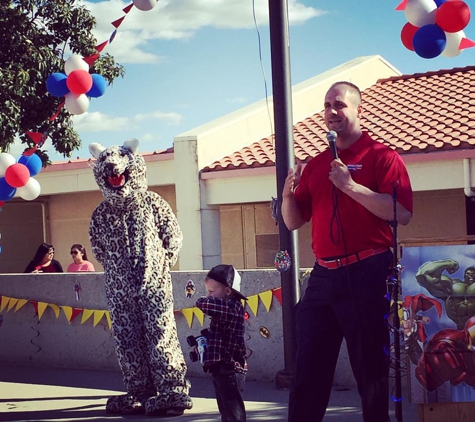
[203,65,475,172]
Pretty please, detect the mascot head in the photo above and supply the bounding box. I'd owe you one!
[89,139,147,205]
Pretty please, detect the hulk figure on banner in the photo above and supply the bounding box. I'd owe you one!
[416,259,475,330]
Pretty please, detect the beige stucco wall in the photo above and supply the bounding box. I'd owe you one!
[220,189,470,270]
[1,185,178,273]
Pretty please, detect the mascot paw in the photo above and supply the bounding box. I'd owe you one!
[145,394,193,416]
[106,394,145,415]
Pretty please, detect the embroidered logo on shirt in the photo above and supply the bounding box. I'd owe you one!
[347,164,362,173]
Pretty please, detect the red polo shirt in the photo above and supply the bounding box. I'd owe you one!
[294,132,413,259]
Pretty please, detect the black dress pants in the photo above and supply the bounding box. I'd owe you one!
[288,251,392,422]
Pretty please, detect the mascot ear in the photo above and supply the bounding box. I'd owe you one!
[123,138,139,154]
[89,143,106,159]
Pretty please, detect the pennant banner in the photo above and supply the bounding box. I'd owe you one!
[193,307,205,326]
[15,299,28,312]
[247,295,259,317]
[0,296,9,312]
[7,296,18,312]
[0,286,284,331]
[181,308,194,327]
[258,290,273,312]
[37,302,48,319]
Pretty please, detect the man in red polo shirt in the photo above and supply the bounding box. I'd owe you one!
[282,81,413,422]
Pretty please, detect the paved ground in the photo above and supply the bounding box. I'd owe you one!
[0,364,419,421]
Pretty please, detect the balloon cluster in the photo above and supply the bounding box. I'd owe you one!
[0,153,43,206]
[46,54,107,115]
[400,0,472,58]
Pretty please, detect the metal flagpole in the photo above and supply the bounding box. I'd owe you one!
[268,0,300,388]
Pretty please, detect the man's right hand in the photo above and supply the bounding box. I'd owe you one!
[283,161,302,198]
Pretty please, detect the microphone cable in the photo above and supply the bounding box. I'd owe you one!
[329,180,393,422]
[330,185,342,246]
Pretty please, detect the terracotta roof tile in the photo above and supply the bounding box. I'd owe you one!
[203,65,475,173]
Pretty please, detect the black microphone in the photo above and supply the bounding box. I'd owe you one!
[327,130,338,160]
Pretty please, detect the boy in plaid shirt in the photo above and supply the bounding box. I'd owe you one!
[196,264,248,422]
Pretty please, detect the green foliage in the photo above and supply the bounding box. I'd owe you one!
[0,0,125,163]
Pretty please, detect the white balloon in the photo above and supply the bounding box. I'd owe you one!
[65,93,90,115]
[133,0,157,11]
[17,177,41,201]
[405,0,437,27]
[442,30,465,58]
[0,153,16,176]
[64,54,89,75]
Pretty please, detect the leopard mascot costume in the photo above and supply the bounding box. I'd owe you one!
[89,139,192,416]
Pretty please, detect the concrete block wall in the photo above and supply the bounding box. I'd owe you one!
[0,271,354,386]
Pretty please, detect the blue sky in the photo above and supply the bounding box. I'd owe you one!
[26,0,475,162]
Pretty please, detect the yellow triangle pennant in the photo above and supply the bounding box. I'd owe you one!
[49,304,60,318]
[61,306,73,322]
[181,308,194,327]
[14,299,28,312]
[93,310,106,327]
[193,307,205,326]
[0,296,10,312]
[81,309,94,324]
[37,302,48,319]
[7,298,19,312]
[246,294,259,317]
[105,311,112,330]
[258,290,273,312]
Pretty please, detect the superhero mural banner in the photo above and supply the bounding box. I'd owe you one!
[401,244,475,404]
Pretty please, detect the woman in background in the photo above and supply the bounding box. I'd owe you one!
[24,243,63,273]
[67,244,95,272]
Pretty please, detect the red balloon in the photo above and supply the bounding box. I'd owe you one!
[436,1,471,33]
[5,163,30,188]
[401,22,420,51]
[66,69,93,95]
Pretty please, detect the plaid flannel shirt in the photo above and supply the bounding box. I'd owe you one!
[196,295,247,374]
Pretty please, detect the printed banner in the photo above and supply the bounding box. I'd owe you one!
[401,245,475,404]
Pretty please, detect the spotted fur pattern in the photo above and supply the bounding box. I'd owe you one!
[89,140,192,414]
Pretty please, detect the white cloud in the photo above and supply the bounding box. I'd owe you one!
[227,97,247,104]
[72,109,183,132]
[133,111,183,125]
[72,112,130,132]
[141,133,156,142]
[83,0,323,63]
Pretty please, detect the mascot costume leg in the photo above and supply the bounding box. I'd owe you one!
[89,139,192,416]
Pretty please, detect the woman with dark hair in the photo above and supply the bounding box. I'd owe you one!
[67,244,95,272]
[24,243,63,273]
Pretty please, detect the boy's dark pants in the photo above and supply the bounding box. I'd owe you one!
[211,364,246,422]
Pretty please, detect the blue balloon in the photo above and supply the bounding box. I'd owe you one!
[87,74,107,98]
[18,154,42,177]
[434,0,447,7]
[0,177,17,201]
[46,72,69,97]
[413,24,446,59]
